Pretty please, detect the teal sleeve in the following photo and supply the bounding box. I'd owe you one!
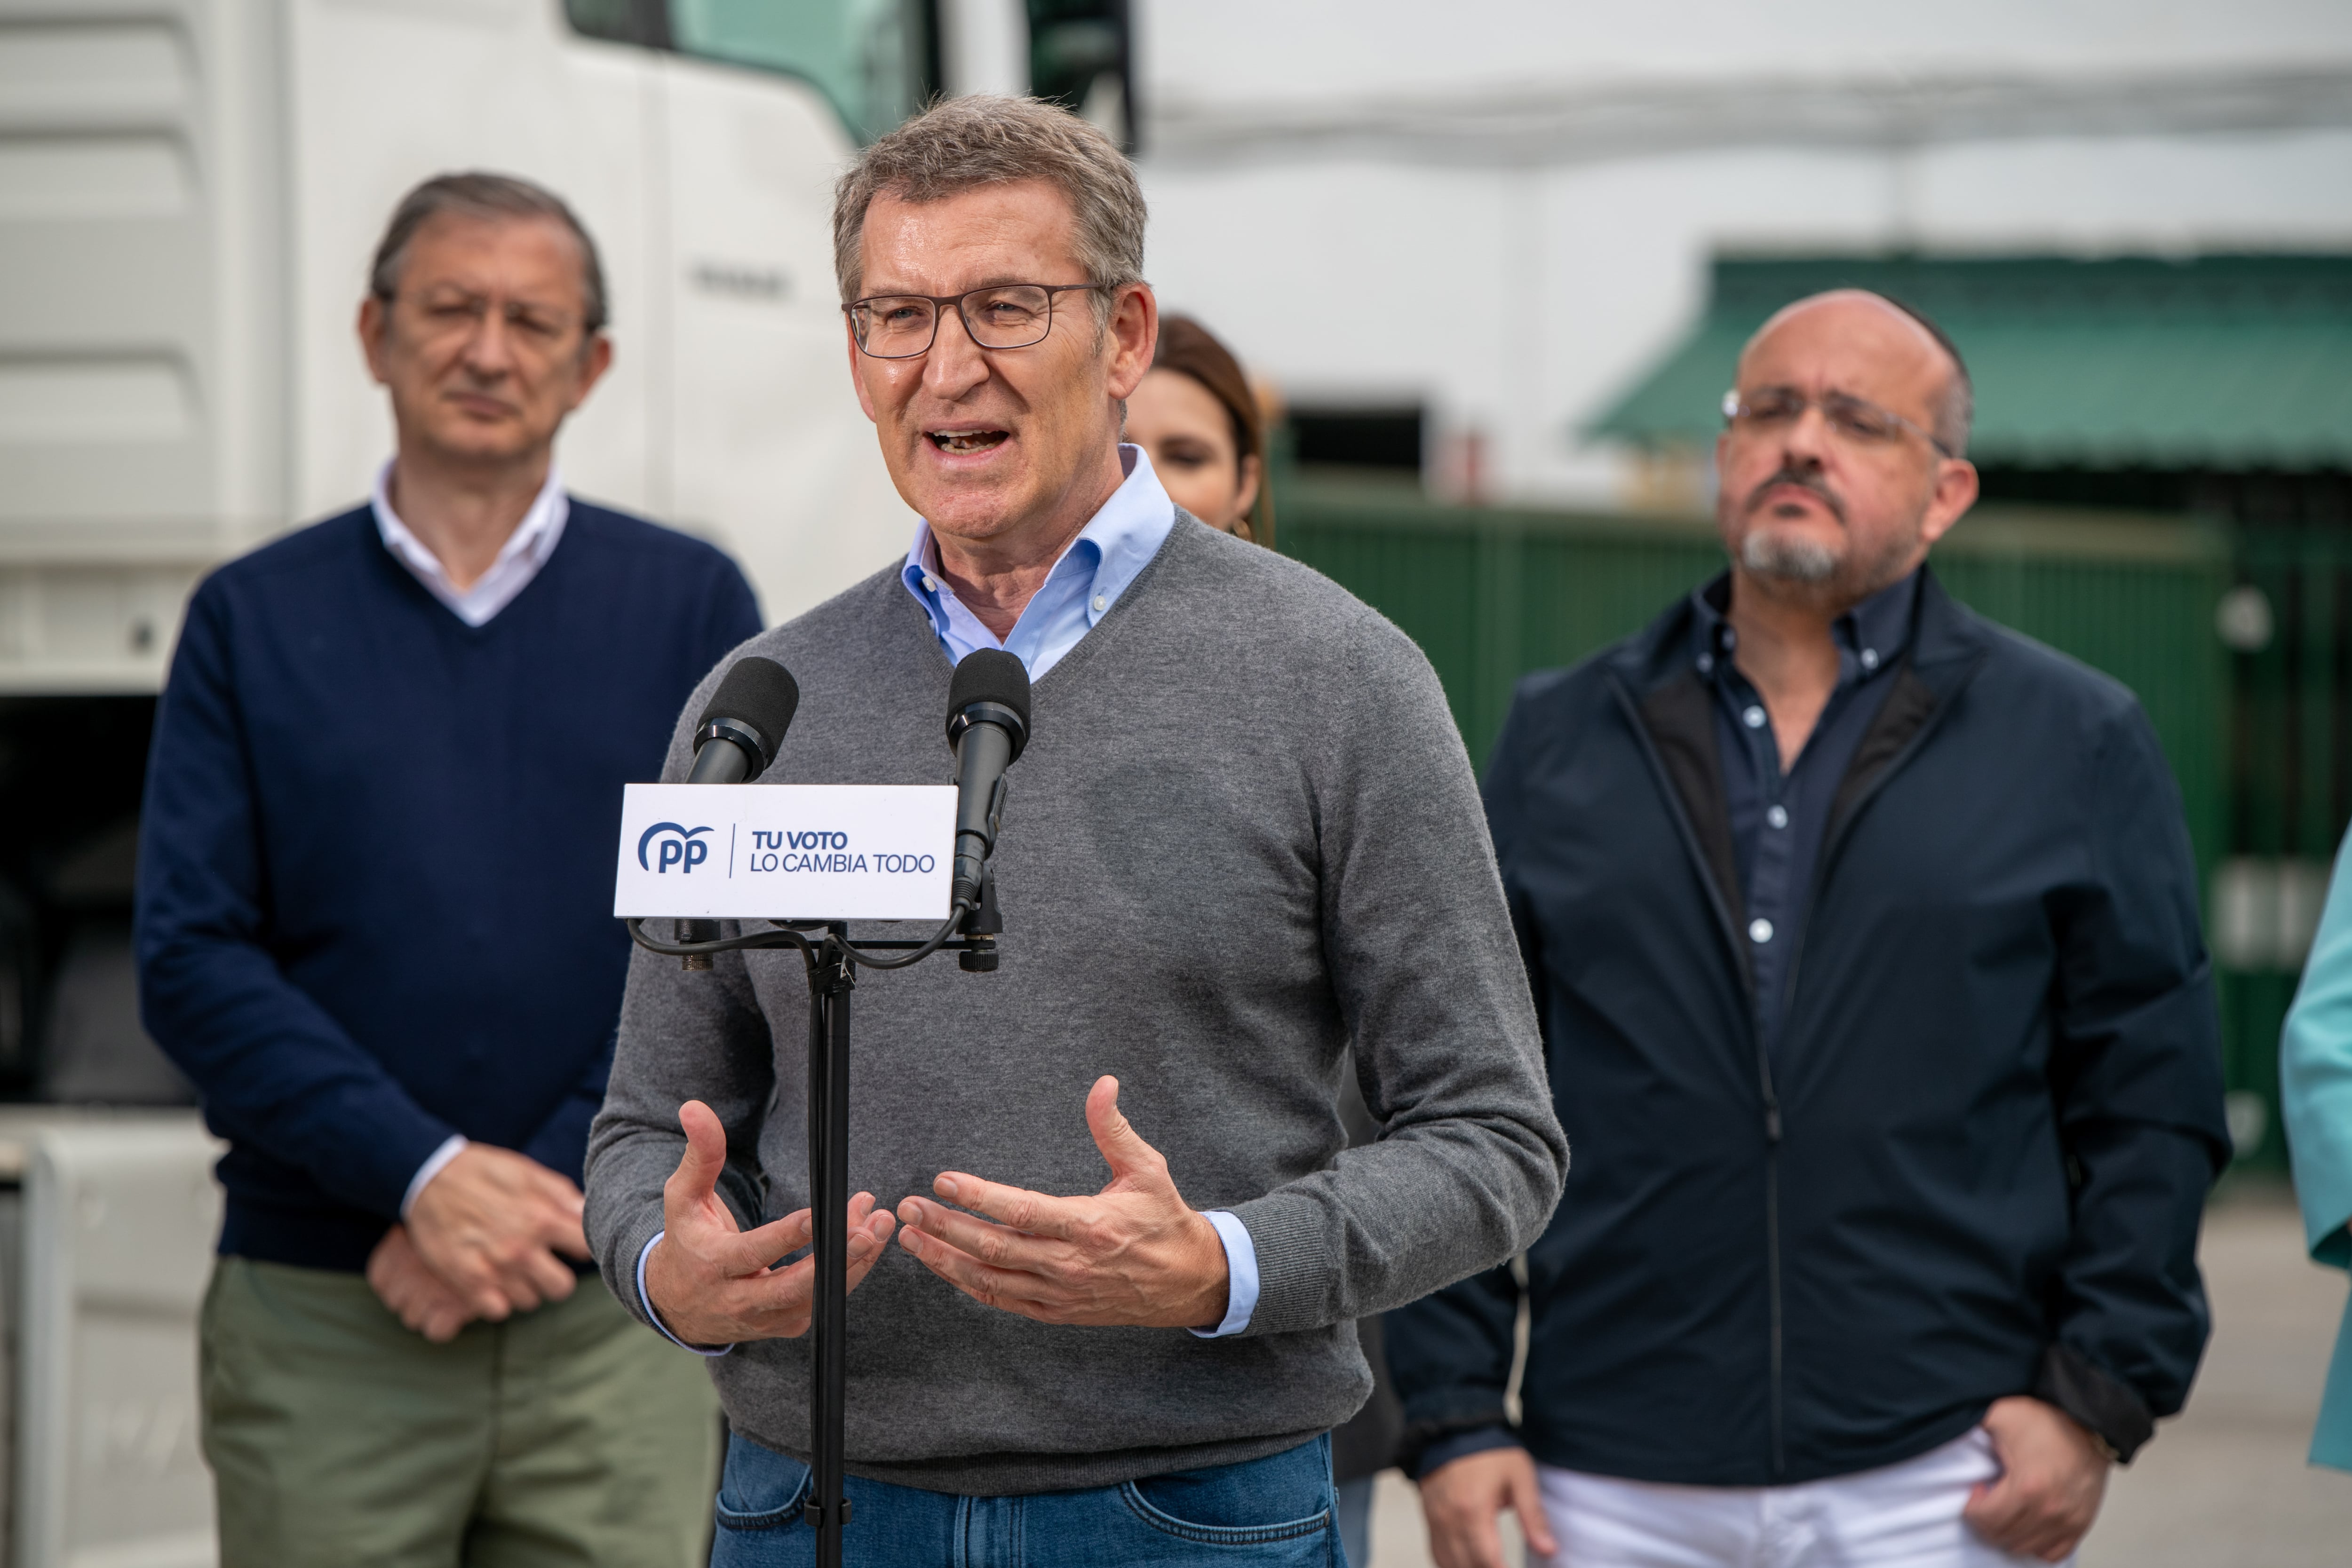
[2282,824,2352,1269]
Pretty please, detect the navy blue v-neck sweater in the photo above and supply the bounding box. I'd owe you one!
[136,501,763,1271]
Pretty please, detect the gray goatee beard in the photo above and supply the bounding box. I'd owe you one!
[1740,530,1839,584]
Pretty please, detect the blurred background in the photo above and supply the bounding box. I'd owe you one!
[0,2,2348,1564]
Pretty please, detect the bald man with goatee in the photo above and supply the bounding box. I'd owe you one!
[1387,292,2230,1568]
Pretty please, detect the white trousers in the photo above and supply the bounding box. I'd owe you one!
[1532,1431,2074,1568]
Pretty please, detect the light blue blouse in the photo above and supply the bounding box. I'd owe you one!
[2280,824,2352,1469]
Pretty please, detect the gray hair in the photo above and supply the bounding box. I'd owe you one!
[369,172,608,336]
[832,95,1146,317]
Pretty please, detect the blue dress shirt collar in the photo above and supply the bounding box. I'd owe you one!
[899,443,1178,681]
[1689,566,1920,685]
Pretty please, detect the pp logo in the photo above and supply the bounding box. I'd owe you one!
[638,822,714,874]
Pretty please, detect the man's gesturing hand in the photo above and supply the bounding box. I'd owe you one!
[893,1076,1230,1329]
[644,1099,895,1347]
[1419,1447,1558,1568]
[366,1223,477,1342]
[1963,1395,2112,1561]
[405,1143,589,1321]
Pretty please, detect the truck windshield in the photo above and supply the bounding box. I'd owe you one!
[566,0,934,145]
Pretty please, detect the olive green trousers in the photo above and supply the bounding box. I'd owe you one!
[200,1256,721,1568]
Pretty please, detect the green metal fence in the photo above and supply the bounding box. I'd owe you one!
[1276,480,2267,1161]
[2212,527,2352,1172]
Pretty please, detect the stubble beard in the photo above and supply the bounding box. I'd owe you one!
[1739,520,1924,606]
[1739,528,1841,585]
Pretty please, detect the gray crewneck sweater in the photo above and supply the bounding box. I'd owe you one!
[585,518,1565,1495]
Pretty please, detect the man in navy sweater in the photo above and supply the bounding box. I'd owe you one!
[136,174,762,1567]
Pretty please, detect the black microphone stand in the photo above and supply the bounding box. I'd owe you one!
[628,874,1002,1568]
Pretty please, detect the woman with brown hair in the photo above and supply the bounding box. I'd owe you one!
[1125,314,1276,546]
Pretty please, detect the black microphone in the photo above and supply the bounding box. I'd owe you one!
[944,649,1031,909]
[689,657,799,784]
[674,657,798,966]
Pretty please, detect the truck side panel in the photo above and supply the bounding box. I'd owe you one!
[662,50,915,625]
[287,0,657,537]
[0,0,286,691]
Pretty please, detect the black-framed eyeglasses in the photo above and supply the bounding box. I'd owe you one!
[1722,387,1955,459]
[843,284,1108,359]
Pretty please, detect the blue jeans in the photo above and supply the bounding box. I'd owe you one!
[709,1432,1343,1567]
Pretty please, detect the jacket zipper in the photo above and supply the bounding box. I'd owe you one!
[1759,1025,1785,1479]
[1767,668,1970,1478]
[1610,676,1788,1478]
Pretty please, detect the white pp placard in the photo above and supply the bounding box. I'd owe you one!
[613,783,957,920]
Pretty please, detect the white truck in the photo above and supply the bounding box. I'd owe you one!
[0,0,1140,1560]
[3,0,934,695]
[3,0,934,1121]
[0,1111,222,1568]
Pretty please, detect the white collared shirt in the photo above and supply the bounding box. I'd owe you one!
[370,459,570,627]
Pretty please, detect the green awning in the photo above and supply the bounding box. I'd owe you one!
[1591,254,2352,471]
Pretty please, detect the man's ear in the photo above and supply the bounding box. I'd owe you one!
[1917,457,1979,548]
[358,295,392,387]
[1103,282,1158,402]
[562,333,615,415]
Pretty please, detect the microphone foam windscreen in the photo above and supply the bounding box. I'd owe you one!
[698,657,800,767]
[948,648,1032,733]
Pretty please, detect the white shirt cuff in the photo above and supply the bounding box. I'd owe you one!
[1189,1210,1259,1338]
[636,1231,733,1356]
[400,1134,469,1220]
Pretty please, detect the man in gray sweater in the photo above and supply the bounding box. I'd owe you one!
[584,95,1565,1565]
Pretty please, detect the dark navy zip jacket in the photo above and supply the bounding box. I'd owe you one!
[135,502,761,1272]
[1387,567,2229,1486]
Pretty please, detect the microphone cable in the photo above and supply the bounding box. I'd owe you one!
[627,896,977,976]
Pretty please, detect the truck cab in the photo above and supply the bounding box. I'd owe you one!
[0,0,954,1109]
